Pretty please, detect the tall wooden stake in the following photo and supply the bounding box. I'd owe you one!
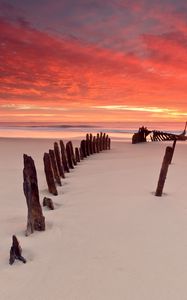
[66,142,74,169]
[86,134,90,156]
[89,134,93,154]
[43,152,58,196]
[23,154,45,236]
[75,147,80,163]
[54,142,65,178]
[108,137,111,150]
[96,134,100,153]
[99,132,103,151]
[68,141,77,165]
[93,136,96,153]
[80,140,87,158]
[49,149,62,186]
[79,146,84,160]
[155,146,173,197]
[60,140,69,173]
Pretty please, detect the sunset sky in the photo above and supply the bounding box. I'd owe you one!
[1,0,187,123]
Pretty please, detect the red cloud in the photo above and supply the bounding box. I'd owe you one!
[1,0,187,123]
[0,18,150,105]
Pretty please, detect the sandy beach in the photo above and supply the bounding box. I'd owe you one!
[0,137,187,300]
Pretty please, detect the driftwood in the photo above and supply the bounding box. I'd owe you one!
[23,154,45,236]
[49,149,62,186]
[75,147,80,163]
[9,235,26,265]
[43,197,54,210]
[155,146,173,197]
[43,152,58,196]
[60,140,69,173]
[54,142,65,178]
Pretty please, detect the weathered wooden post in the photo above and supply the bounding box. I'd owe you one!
[43,152,58,196]
[60,140,69,173]
[102,133,105,150]
[169,138,177,164]
[43,197,54,210]
[89,133,94,154]
[108,137,111,150]
[54,142,65,178]
[66,142,74,169]
[9,235,26,265]
[93,136,96,153]
[102,132,105,150]
[86,134,90,156]
[155,146,173,197]
[49,149,62,186]
[80,140,87,158]
[75,147,80,163]
[96,134,100,153]
[79,146,84,160]
[99,132,103,151]
[69,141,77,165]
[106,135,109,149]
[23,154,45,236]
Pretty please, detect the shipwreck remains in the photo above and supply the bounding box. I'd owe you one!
[132,122,187,144]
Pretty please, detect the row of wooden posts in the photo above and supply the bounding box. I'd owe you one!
[10,132,111,264]
[9,133,177,264]
[43,132,111,196]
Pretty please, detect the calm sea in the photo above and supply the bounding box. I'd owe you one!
[0,122,186,141]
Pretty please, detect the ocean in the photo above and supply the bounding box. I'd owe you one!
[0,121,186,141]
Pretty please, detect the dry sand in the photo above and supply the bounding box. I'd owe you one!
[0,137,187,300]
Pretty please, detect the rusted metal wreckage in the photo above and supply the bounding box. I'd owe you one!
[132,122,187,144]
